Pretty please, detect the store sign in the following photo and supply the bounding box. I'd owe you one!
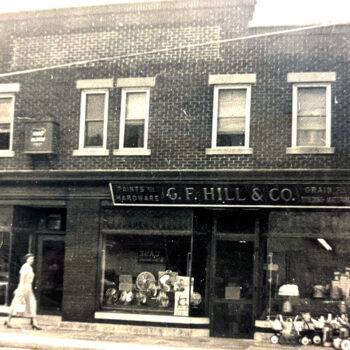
[110,183,350,207]
[30,128,46,144]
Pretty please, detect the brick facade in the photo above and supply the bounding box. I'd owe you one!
[0,0,348,172]
[0,0,349,329]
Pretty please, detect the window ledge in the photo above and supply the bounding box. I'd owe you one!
[0,150,15,157]
[113,149,151,156]
[72,149,109,156]
[286,147,335,154]
[206,147,253,155]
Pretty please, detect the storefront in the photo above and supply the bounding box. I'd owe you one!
[1,178,350,338]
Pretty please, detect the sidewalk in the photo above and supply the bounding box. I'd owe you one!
[0,316,325,350]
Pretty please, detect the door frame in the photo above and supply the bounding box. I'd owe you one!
[209,214,261,337]
[35,234,65,314]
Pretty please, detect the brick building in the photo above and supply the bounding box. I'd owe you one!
[0,0,349,339]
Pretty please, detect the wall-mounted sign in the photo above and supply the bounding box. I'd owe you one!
[30,128,46,144]
[24,120,58,154]
[109,183,350,207]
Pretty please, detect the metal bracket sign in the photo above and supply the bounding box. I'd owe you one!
[109,183,350,207]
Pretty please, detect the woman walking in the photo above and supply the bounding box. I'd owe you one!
[4,253,41,330]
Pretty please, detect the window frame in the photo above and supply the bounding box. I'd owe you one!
[78,89,109,152]
[291,83,332,149]
[0,93,15,156]
[118,87,150,153]
[209,84,252,154]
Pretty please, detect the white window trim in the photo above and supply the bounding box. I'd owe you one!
[115,87,150,154]
[286,83,333,154]
[0,93,15,157]
[76,79,114,89]
[73,89,109,156]
[208,74,256,85]
[116,77,156,88]
[206,84,252,155]
[0,83,20,93]
[287,72,336,83]
[113,149,151,156]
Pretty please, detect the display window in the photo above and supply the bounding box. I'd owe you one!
[266,237,350,316]
[100,233,207,316]
[0,231,10,305]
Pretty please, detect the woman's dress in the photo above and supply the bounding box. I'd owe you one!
[10,263,37,317]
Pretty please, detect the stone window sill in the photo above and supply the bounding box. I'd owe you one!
[0,150,15,157]
[72,149,109,156]
[113,149,151,156]
[286,147,335,154]
[206,147,253,155]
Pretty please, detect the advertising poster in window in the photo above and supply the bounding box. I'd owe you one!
[174,276,191,316]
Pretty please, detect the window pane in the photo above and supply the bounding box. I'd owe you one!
[267,238,350,300]
[217,134,244,147]
[102,234,192,314]
[217,116,245,147]
[218,89,246,118]
[86,94,105,121]
[218,117,245,134]
[126,92,147,120]
[298,87,326,117]
[85,121,103,147]
[0,98,12,124]
[298,116,326,130]
[0,123,10,150]
[297,130,326,146]
[0,232,10,305]
[124,122,144,148]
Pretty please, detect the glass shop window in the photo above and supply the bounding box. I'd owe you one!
[265,238,350,315]
[0,232,10,305]
[101,234,205,315]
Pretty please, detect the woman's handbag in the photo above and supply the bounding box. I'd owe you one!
[14,291,26,314]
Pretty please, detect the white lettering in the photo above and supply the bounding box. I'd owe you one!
[166,187,178,200]
[185,187,195,200]
[269,188,280,201]
[281,188,293,201]
[203,187,215,201]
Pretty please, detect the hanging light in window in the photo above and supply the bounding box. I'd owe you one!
[317,238,332,251]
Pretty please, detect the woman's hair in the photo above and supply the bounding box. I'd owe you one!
[24,253,34,261]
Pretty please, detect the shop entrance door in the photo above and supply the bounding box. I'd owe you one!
[36,235,65,314]
[210,214,260,338]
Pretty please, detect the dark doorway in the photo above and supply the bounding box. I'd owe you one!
[36,235,65,313]
[210,212,261,338]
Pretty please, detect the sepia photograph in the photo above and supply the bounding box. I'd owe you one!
[0,0,350,348]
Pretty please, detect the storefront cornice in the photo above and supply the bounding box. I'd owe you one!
[0,169,349,184]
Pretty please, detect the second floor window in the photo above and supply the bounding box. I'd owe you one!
[79,90,109,149]
[120,88,150,149]
[0,95,14,151]
[293,84,331,147]
[212,85,251,148]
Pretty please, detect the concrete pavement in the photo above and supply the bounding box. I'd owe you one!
[0,316,326,350]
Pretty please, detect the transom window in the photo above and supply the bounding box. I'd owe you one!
[292,84,331,148]
[119,88,150,149]
[212,85,251,148]
[0,95,14,151]
[79,90,109,149]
